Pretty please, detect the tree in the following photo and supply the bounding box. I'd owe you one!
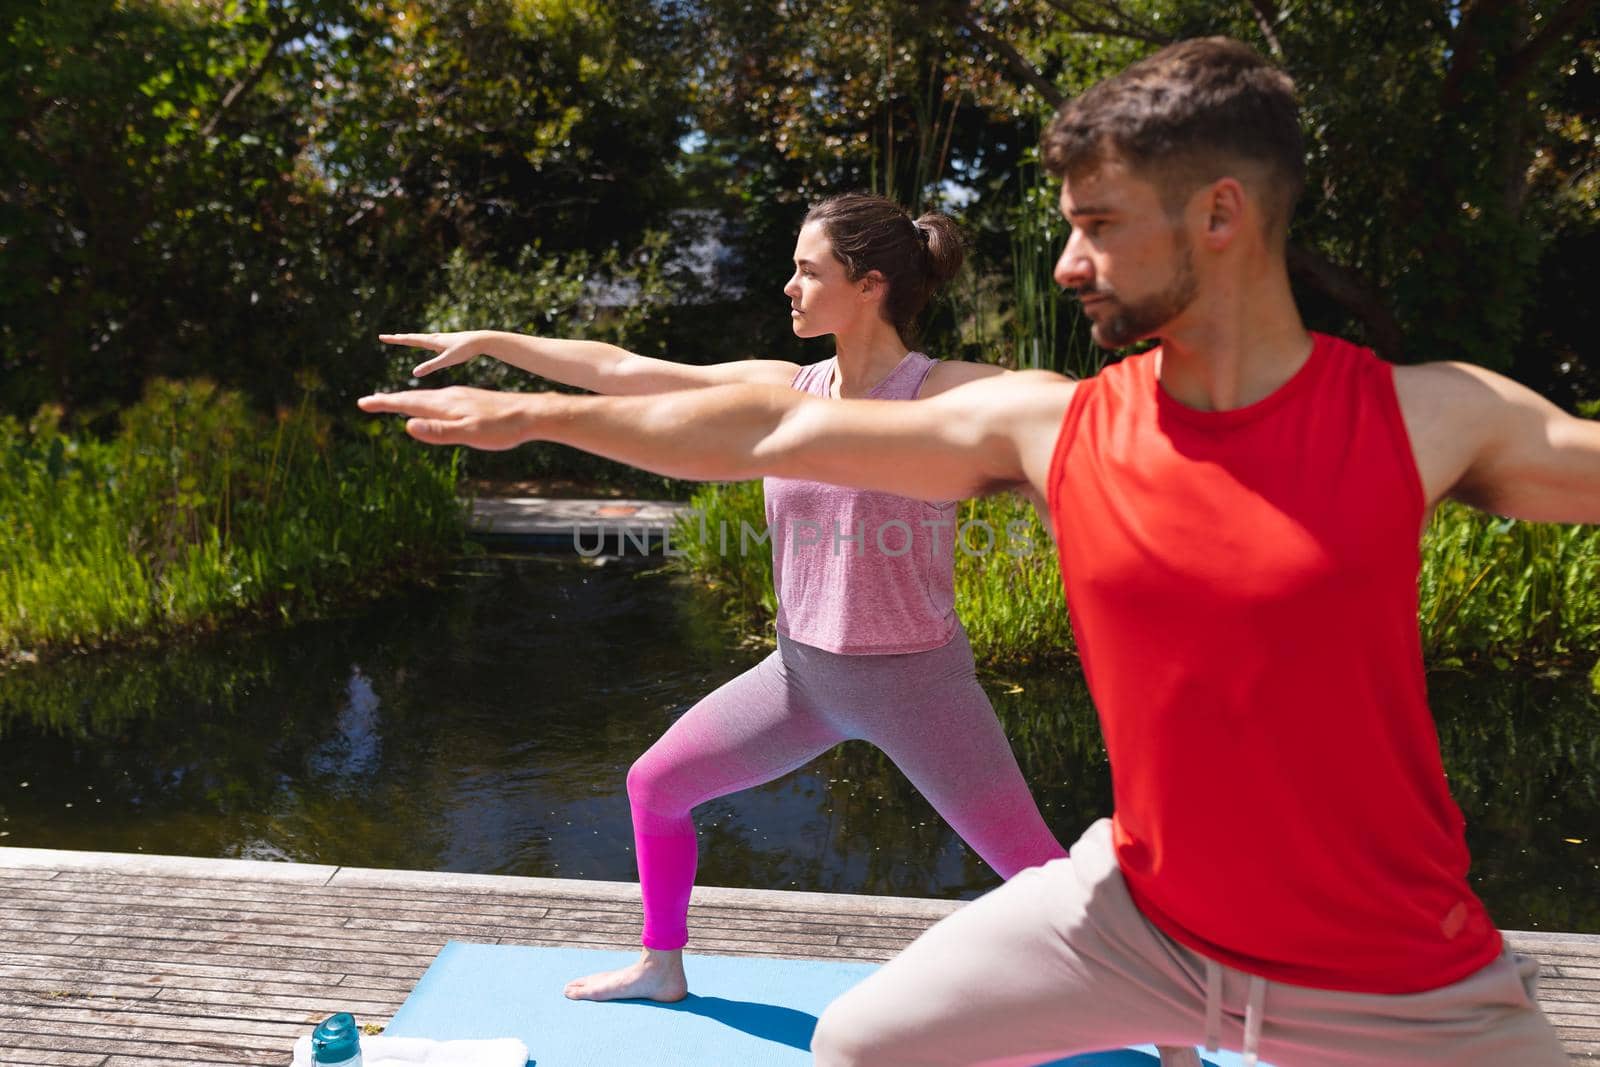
[947,0,1599,389]
[0,0,693,416]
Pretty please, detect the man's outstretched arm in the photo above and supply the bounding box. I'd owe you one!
[1397,362,1600,524]
[357,371,1076,504]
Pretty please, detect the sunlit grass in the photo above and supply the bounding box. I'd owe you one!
[677,483,1600,673]
[0,378,464,660]
[1420,502,1600,669]
[670,480,776,633]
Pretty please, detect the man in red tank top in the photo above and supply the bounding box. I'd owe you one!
[360,36,1598,1067]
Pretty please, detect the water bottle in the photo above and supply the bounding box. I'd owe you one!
[311,1012,363,1066]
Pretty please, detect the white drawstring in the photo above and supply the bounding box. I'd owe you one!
[1199,958,1267,1065]
[1242,973,1267,1066]
[1203,958,1223,1053]
[1157,1045,1203,1067]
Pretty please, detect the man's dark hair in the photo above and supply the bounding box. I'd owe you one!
[1042,37,1305,241]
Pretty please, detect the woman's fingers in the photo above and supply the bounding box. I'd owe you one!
[379,334,473,377]
[413,342,472,378]
[379,332,447,351]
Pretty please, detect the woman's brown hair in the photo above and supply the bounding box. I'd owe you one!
[803,193,967,343]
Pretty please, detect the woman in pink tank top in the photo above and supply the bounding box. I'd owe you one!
[380,193,1066,1003]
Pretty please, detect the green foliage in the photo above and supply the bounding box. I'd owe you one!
[1005,152,1104,378]
[410,231,679,391]
[1420,502,1600,668]
[951,494,1076,665]
[676,486,1600,671]
[403,232,691,494]
[3,0,378,411]
[0,379,463,660]
[671,481,777,632]
[1,0,691,417]
[930,2,1598,398]
[4,0,1596,502]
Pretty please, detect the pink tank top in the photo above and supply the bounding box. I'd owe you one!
[763,353,958,654]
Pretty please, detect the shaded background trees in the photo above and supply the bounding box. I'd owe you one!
[3,0,690,418]
[3,0,1596,434]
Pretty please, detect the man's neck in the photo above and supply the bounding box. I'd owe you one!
[1153,265,1312,412]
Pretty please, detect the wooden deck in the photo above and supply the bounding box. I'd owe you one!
[468,496,690,551]
[1,848,1595,1065]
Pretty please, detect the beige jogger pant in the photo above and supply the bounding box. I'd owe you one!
[811,819,1568,1066]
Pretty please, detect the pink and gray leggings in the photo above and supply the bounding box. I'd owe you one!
[624,633,1567,1063]
[625,625,1066,950]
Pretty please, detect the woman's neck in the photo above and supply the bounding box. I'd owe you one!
[831,322,913,398]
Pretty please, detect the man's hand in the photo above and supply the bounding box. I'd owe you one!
[357,386,539,450]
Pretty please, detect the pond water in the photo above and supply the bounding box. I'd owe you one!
[1,554,1595,933]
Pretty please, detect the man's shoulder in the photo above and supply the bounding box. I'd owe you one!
[1391,360,1507,416]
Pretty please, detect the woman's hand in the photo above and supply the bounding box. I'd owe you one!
[379,331,494,378]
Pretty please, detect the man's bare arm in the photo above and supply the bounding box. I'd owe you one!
[1396,362,1600,524]
[357,371,1076,503]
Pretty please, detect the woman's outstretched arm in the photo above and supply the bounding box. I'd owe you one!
[379,330,801,395]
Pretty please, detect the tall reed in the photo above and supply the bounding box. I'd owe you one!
[672,483,1070,663]
[675,483,1600,673]
[671,480,777,631]
[1419,502,1600,669]
[1011,152,1102,380]
[0,378,463,660]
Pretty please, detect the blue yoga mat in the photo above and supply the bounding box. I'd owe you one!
[385,942,1260,1066]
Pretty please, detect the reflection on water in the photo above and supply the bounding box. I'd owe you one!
[0,555,1594,931]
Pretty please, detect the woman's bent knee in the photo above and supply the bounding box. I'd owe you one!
[625,749,682,815]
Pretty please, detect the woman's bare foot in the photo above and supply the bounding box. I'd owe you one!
[563,948,688,1002]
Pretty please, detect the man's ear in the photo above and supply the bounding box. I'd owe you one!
[1201,177,1246,250]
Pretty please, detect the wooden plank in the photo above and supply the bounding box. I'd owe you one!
[5,878,557,923]
[1,849,1597,1063]
[0,1032,109,1065]
[0,1009,296,1045]
[0,942,423,984]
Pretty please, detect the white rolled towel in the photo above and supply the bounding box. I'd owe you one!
[291,1034,529,1067]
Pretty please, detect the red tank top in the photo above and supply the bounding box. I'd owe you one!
[1046,333,1501,993]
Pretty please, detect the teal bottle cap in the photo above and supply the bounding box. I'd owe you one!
[311,1012,361,1062]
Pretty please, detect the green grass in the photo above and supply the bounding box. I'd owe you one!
[676,482,1600,674]
[0,378,464,661]
[672,484,1069,664]
[948,494,1074,666]
[670,480,777,631]
[1419,502,1600,670]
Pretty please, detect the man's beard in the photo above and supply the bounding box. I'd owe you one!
[1086,238,1198,350]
